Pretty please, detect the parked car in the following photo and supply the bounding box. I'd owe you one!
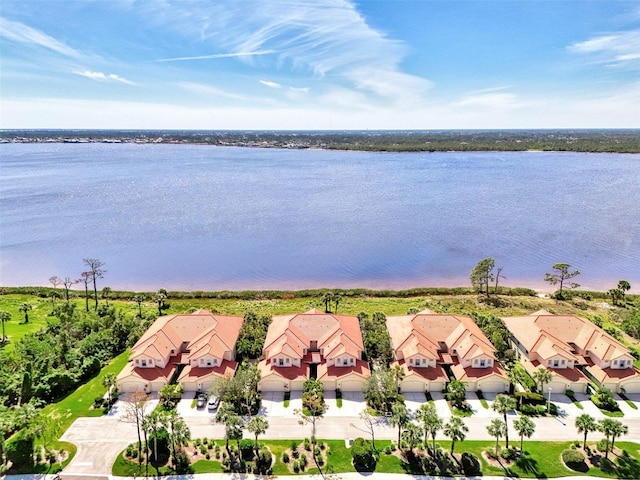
[196,394,206,409]
[207,395,219,411]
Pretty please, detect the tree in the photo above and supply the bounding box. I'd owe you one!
[122,391,150,464]
[49,276,62,307]
[143,410,164,476]
[507,363,526,396]
[155,289,168,316]
[416,403,442,458]
[294,389,327,478]
[389,402,409,447]
[492,394,516,448]
[443,416,468,456]
[445,379,467,409]
[609,419,628,453]
[575,413,598,450]
[493,266,505,294]
[62,276,77,305]
[544,263,580,298]
[322,292,333,312]
[359,409,380,451]
[532,367,553,394]
[101,372,117,405]
[364,368,399,413]
[512,416,535,454]
[19,303,33,324]
[401,422,423,454]
[391,364,405,392]
[333,293,342,313]
[487,418,506,453]
[618,280,631,304]
[80,271,92,312]
[102,286,112,306]
[609,288,623,306]
[83,258,106,311]
[247,416,269,457]
[470,258,496,297]
[0,311,11,343]
[133,295,145,318]
[599,418,618,459]
[164,410,191,469]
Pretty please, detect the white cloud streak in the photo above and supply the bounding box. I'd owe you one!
[155,50,275,62]
[74,70,134,85]
[260,80,282,88]
[0,16,81,58]
[569,30,640,67]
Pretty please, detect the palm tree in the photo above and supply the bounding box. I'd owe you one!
[609,419,628,454]
[446,379,467,409]
[492,394,516,448]
[155,289,168,315]
[133,295,145,318]
[247,416,269,457]
[322,292,333,312]
[487,418,506,453]
[391,364,405,392]
[144,410,164,476]
[333,293,342,313]
[389,402,409,447]
[443,416,468,456]
[165,411,191,469]
[598,418,617,459]
[215,403,240,451]
[19,303,33,323]
[416,403,442,457]
[575,413,598,450]
[512,416,535,454]
[0,311,11,343]
[618,280,631,302]
[101,373,117,405]
[507,363,526,396]
[532,367,553,394]
[401,422,423,455]
[102,286,112,306]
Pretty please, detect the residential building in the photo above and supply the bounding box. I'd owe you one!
[386,309,508,393]
[503,310,640,393]
[258,309,370,392]
[117,309,243,393]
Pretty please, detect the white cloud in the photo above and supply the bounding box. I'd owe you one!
[74,70,134,85]
[260,80,282,88]
[457,92,520,109]
[569,30,640,67]
[137,0,430,104]
[0,16,81,58]
[155,50,275,62]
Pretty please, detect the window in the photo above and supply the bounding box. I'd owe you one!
[141,359,147,367]
[279,358,284,366]
[561,359,565,365]
[343,359,348,366]
[553,360,559,368]
[614,360,618,365]
[200,358,205,365]
[149,359,153,365]
[351,358,354,364]
[409,358,413,365]
[285,358,290,364]
[480,359,486,367]
[206,359,212,367]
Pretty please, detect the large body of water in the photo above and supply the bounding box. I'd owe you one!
[1,143,638,293]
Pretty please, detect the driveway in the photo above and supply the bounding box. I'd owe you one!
[259,390,285,416]
[574,392,605,418]
[404,392,426,418]
[467,392,498,417]
[616,394,640,418]
[176,393,216,418]
[551,393,584,419]
[430,391,451,417]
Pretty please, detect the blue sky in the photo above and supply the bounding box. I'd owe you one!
[1,0,638,129]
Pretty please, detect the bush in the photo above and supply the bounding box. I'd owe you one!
[562,449,588,472]
[255,447,273,474]
[282,451,290,463]
[461,452,481,476]
[515,391,545,403]
[501,448,518,461]
[304,438,311,451]
[351,437,377,471]
[519,404,537,415]
[5,433,35,470]
[149,428,171,466]
[174,451,193,474]
[239,439,255,459]
[600,457,615,472]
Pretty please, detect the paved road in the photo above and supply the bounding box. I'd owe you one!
[60,395,640,476]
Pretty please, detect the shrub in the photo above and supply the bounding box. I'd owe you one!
[149,428,170,466]
[501,448,518,461]
[255,447,273,474]
[174,451,193,474]
[5,433,35,470]
[461,452,481,476]
[304,438,311,451]
[600,457,615,472]
[562,449,588,472]
[282,451,290,463]
[519,404,537,415]
[239,439,255,459]
[515,391,545,403]
[293,460,300,473]
[351,437,377,471]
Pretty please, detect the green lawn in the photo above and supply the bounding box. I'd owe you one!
[0,293,55,349]
[41,349,131,434]
[112,437,640,479]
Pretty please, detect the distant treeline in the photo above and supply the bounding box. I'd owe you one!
[2,129,639,153]
[0,285,602,300]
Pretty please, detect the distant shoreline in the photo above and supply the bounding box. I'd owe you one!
[2,128,639,153]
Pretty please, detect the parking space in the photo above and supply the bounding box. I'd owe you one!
[430,391,452,418]
[176,393,215,418]
[260,391,285,416]
[616,394,640,418]
[340,391,365,416]
[467,392,498,417]
[574,392,605,418]
[107,392,159,419]
[551,393,583,419]
[404,392,427,418]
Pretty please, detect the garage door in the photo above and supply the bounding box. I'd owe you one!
[429,381,445,392]
[479,381,507,393]
[322,379,337,391]
[340,380,364,392]
[119,382,143,393]
[621,382,640,394]
[260,379,286,392]
[547,380,566,393]
[181,381,197,392]
[402,381,425,393]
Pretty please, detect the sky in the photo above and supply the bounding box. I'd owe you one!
[1,0,639,130]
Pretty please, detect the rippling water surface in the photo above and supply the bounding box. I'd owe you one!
[1,143,638,292]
